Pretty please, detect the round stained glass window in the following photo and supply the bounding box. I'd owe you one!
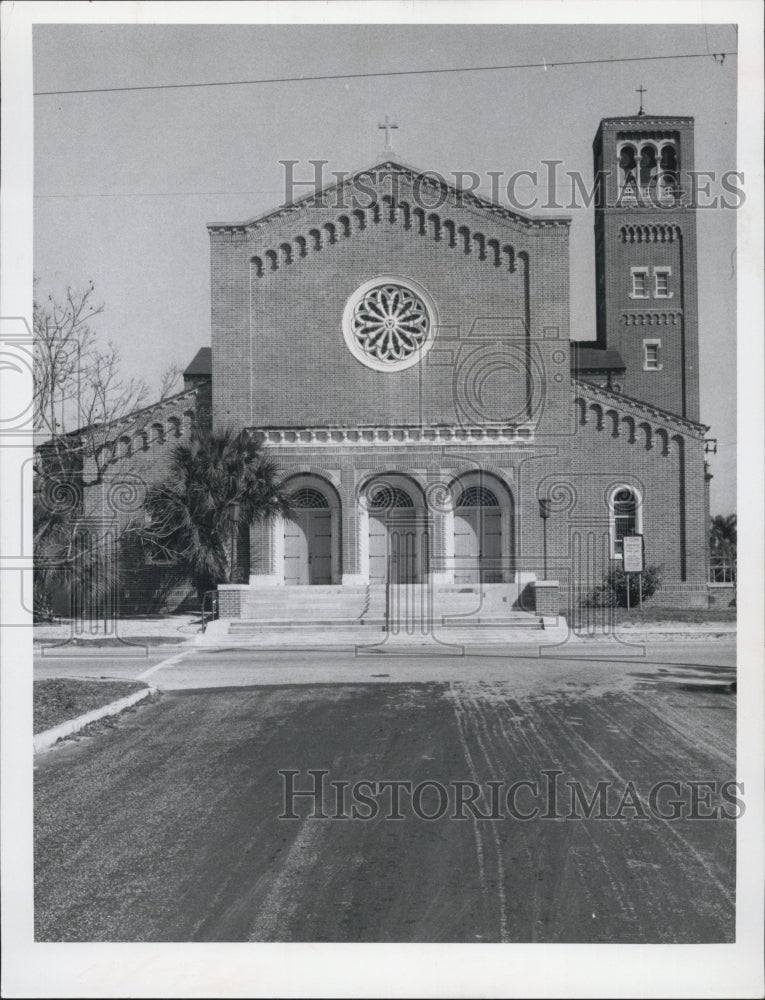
[342,276,437,372]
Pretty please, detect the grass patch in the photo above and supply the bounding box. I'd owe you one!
[33,635,188,646]
[34,679,148,734]
[613,606,736,625]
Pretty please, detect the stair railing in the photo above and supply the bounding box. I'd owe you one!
[201,590,218,633]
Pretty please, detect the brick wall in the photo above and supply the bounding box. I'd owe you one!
[49,146,710,611]
[597,211,699,419]
[209,168,572,439]
[217,585,244,618]
[204,156,708,605]
[244,376,709,598]
[52,381,215,612]
[80,381,212,531]
[593,117,700,421]
[534,581,560,616]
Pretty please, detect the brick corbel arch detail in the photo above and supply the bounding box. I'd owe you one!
[250,202,519,280]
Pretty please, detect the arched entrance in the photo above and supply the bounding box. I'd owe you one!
[283,481,337,585]
[451,473,513,584]
[365,477,428,584]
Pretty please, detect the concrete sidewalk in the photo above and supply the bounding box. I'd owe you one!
[33,612,736,645]
[33,614,202,646]
[198,615,736,650]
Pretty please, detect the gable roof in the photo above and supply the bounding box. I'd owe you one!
[207,159,571,235]
[184,346,211,377]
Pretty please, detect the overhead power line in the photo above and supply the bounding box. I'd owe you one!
[34,50,736,97]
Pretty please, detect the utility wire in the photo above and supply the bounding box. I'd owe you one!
[34,50,736,97]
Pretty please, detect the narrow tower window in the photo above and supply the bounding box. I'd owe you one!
[643,339,662,370]
[639,145,657,189]
[659,144,679,197]
[630,267,649,298]
[618,144,637,194]
[654,267,672,297]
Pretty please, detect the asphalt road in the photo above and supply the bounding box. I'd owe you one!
[35,643,736,943]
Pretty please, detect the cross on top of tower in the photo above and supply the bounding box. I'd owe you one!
[636,85,647,117]
[378,114,399,152]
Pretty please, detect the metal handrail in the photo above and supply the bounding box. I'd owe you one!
[201,590,218,633]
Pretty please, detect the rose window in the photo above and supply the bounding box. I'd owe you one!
[342,277,437,372]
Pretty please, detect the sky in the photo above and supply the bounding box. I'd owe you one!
[33,21,738,512]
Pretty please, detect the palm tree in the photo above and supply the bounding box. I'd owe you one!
[141,427,292,600]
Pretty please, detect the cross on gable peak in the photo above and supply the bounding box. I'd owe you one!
[378,114,399,152]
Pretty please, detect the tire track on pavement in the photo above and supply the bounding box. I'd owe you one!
[540,697,735,912]
[447,683,507,942]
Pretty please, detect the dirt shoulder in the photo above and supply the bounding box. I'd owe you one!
[34,678,149,734]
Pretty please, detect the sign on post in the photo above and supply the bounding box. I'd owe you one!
[623,534,645,610]
[622,534,644,573]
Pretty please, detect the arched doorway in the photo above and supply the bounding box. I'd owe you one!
[284,484,334,585]
[451,473,514,584]
[454,485,502,583]
[366,478,427,584]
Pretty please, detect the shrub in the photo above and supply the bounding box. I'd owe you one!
[583,564,663,608]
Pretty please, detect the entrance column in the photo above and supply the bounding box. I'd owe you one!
[425,473,454,584]
[342,472,366,585]
[344,502,368,585]
[248,516,284,586]
[350,504,370,584]
[431,507,455,583]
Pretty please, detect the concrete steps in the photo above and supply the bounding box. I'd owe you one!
[240,585,369,622]
[209,582,550,648]
[239,583,523,621]
[202,623,555,650]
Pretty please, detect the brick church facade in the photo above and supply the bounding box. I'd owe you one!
[74,111,712,619]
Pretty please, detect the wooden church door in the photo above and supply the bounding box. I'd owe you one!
[283,489,332,585]
[367,483,422,585]
[369,513,419,584]
[453,486,502,584]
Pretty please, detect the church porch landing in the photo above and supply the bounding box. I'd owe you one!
[211,582,561,647]
[223,582,526,622]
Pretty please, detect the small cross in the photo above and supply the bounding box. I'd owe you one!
[378,114,398,151]
[636,85,647,116]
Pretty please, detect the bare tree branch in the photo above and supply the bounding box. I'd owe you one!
[33,283,150,481]
[158,364,183,400]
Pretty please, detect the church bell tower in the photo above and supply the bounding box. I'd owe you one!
[592,108,700,421]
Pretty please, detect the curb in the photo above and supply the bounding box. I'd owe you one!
[34,686,157,754]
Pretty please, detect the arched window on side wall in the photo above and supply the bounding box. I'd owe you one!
[609,486,642,559]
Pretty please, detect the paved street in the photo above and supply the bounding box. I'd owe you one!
[35,641,736,943]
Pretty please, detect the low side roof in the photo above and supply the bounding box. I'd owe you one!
[571,346,626,370]
[184,347,212,376]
